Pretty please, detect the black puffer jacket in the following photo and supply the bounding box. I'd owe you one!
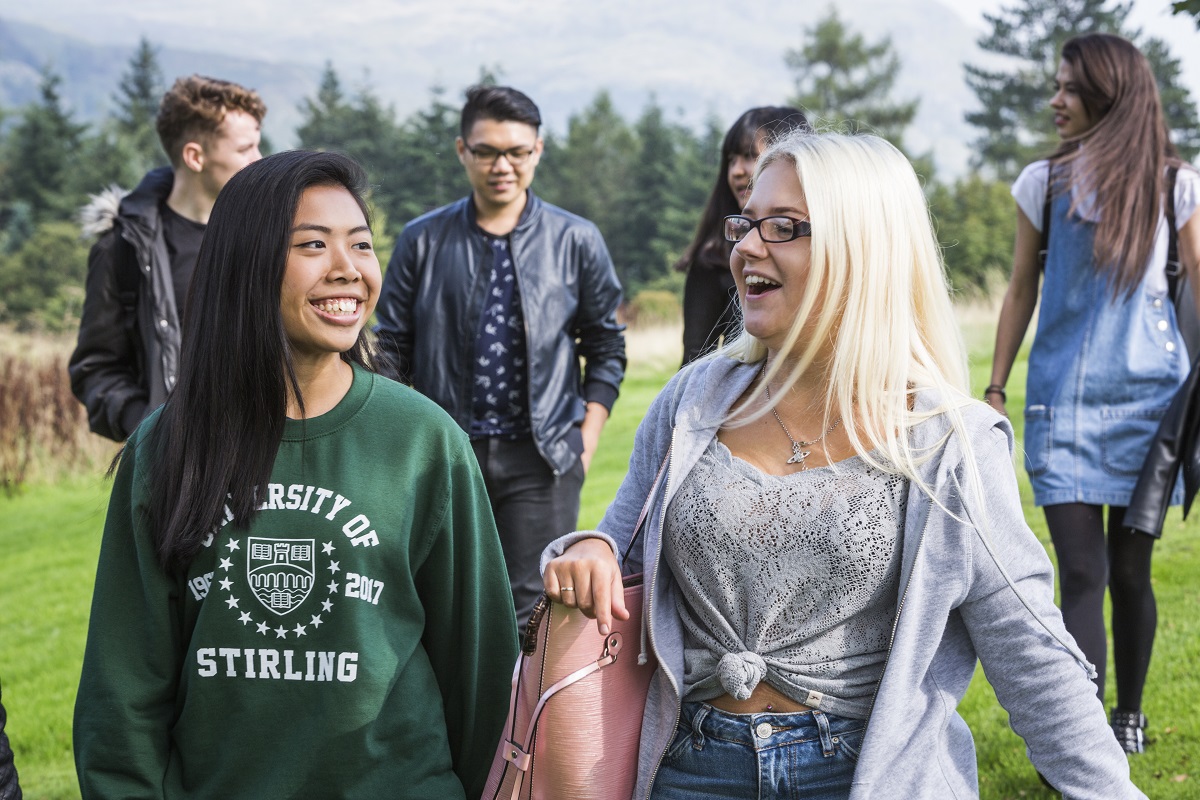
[374,192,626,476]
[1126,353,1200,537]
[69,167,181,441]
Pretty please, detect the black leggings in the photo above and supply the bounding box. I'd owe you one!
[1043,503,1156,710]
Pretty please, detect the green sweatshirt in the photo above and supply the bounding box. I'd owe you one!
[74,365,518,799]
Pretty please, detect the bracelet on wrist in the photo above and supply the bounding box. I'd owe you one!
[983,384,1006,403]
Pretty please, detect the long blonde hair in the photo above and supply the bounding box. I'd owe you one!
[722,131,972,485]
[718,133,1085,662]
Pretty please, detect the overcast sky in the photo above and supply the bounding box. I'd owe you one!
[4,0,1198,176]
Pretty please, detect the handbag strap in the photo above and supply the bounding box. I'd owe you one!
[500,632,627,781]
[619,448,672,570]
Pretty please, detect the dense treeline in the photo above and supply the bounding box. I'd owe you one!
[1,1,1196,332]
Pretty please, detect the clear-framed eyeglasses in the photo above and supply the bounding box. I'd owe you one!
[463,142,536,166]
[723,214,812,243]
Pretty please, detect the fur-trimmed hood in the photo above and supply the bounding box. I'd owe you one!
[77,166,174,240]
[79,185,128,238]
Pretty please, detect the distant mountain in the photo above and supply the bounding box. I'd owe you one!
[1,2,987,175]
[0,17,316,148]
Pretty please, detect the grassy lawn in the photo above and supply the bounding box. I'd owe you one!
[2,318,1198,798]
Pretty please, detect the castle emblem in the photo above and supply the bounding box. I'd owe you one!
[247,537,315,615]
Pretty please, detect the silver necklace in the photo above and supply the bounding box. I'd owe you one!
[761,364,841,469]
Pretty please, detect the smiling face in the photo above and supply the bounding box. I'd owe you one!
[1050,59,1096,140]
[280,185,381,369]
[727,134,765,208]
[456,118,543,215]
[730,160,816,354]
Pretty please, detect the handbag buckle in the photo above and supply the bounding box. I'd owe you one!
[601,632,623,660]
[503,741,533,772]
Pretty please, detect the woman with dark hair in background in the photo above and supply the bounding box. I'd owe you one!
[73,150,518,799]
[987,32,1200,753]
[677,106,809,366]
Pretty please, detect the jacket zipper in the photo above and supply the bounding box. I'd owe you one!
[644,428,681,800]
[461,234,490,431]
[506,228,557,475]
[867,499,934,715]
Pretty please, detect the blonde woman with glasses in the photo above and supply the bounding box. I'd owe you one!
[541,131,1144,799]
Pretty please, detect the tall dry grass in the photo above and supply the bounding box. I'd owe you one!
[0,327,117,493]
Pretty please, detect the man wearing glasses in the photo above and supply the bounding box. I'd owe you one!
[375,85,626,627]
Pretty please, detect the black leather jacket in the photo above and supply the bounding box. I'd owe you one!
[1126,353,1200,537]
[69,167,182,441]
[374,193,626,476]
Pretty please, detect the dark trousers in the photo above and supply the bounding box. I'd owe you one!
[472,437,585,628]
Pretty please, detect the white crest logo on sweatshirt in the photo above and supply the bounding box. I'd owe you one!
[247,537,315,615]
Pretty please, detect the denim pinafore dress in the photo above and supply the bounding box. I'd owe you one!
[1024,189,1187,507]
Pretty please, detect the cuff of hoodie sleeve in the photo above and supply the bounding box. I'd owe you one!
[583,382,619,412]
[539,530,620,577]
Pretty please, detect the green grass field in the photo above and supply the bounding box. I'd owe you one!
[2,320,1198,799]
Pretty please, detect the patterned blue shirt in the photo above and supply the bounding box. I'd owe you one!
[470,234,531,438]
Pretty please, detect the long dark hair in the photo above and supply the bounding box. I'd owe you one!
[145,150,373,570]
[1050,33,1179,294]
[675,106,809,272]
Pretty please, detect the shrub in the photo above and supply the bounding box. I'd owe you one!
[625,289,681,328]
[0,220,89,331]
[0,350,99,494]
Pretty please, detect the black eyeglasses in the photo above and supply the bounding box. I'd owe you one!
[723,215,812,243]
[463,143,536,166]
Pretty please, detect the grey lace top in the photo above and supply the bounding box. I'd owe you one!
[663,437,907,719]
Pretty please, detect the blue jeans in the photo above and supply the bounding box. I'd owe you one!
[651,702,865,800]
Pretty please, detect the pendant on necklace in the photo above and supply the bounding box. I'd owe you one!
[787,442,811,466]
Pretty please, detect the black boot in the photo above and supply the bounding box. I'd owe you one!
[1110,708,1148,754]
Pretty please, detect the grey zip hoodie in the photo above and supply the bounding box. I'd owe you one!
[541,355,1145,800]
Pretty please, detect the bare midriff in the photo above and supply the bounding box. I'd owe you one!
[706,682,814,714]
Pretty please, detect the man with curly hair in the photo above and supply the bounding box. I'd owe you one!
[70,75,266,441]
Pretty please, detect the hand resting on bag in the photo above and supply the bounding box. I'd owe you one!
[544,538,630,636]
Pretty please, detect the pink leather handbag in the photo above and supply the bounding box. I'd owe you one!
[480,575,655,800]
[481,453,670,800]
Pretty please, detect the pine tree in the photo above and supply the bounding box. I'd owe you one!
[964,0,1199,179]
[391,85,461,225]
[297,64,419,238]
[785,7,918,149]
[113,37,166,172]
[1,68,88,222]
[535,91,637,289]
[296,63,351,151]
[1170,0,1200,26]
[622,99,680,292]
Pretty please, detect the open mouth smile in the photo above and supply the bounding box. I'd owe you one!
[744,274,782,296]
[311,297,361,320]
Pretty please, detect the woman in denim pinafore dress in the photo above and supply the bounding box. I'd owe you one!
[988,33,1200,755]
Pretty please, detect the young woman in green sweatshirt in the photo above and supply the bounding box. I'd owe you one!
[74,150,518,799]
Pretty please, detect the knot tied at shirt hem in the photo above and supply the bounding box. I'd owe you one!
[718,651,767,700]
